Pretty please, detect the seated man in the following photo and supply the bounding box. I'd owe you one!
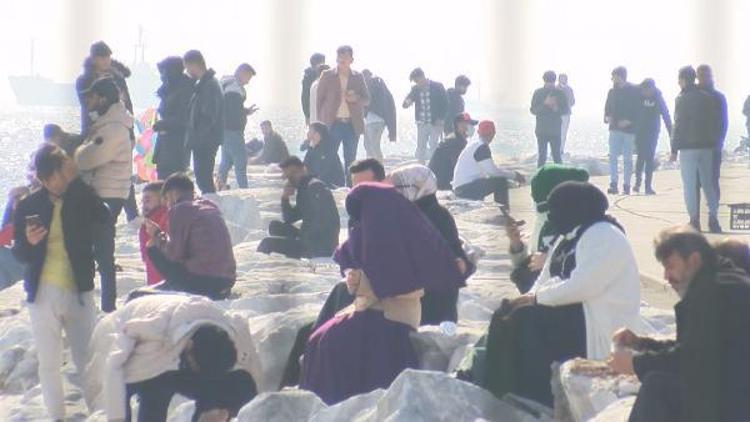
[138,181,169,286]
[86,294,262,422]
[608,227,750,422]
[143,173,236,300]
[452,120,525,207]
[257,156,340,259]
[429,113,476,190]
[249,120,290,165]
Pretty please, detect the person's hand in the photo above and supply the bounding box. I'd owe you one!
[509,293,536,311]
[505,222,524,253]
[25,224,48,246]
[455,258,468,275]
[670,152,678,162]
[196,409,230,422]
[612,328,641,349]
[152,120,164,132]
[345,90,359,103]
[607,349,635,375]
[282,185,296,199]
[143,219,161,237]
[528,252,547,272]
[246,104,259,115]
[403,97,414,108]
[617,119,632,129]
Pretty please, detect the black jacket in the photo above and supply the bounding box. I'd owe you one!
[221,76,248,132]
[429,134,467,190]
[301,67,319,121]
[637,89,672,138]
[530,86,570,136]
[76,58,134,135]
[303,137,346,188]
[671,85,717,153]
[633,259,750,422]
[405,81,448,124]
[282,176,340,258]
[604,83,642,134]
[444,88,465,134]
[700,85,729,149]
[12,178,109,302]
[365,76,397,140]
[257,132,290,164]
[415,194,471,276]
[185,69,224,149]
[154,70,194,169]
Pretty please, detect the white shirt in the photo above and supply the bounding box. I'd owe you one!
[309,79,320,123]
[452,138,516,189]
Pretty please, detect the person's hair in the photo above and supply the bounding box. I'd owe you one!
[43,124,64,140]
[410,67,425,82]
[612,66,627,80]
[279,156,304,169]
[559,73,568,80]
[336,45,354,57]
[308,121,329,141]
[640,78,656,89]
[190,325,237,373]
[654,226,717,265]
[696,64,712,75]
[162,173,194,196]
[183,50,206,67]
[678,66,696,84]
[362,69,372,79]
[143,181,164,194]
[34,143,68,181]
[310,53,325,66]
[349,159,385,181]
[260,120,272,127]
[455,75,471,87]
[714,238,750,275]
[542,70,557,83]
[236,63,256,76]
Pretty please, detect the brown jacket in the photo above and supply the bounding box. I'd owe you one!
[316,68,370,136]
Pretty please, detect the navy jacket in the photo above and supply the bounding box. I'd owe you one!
[405,81,448,125]
[604,83,642,134]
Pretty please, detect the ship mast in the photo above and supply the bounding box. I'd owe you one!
[30,38,35,76]
[133,26,145,65]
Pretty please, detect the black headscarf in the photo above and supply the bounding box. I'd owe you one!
[547,181,609,235]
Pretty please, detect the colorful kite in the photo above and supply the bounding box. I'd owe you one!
[133,107,158,182]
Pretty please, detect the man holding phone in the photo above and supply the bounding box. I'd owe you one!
[12,144,109,421]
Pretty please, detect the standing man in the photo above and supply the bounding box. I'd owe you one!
[302,53,326,125]
[316,45,370,183]
[670,66,721,233]
[444,75,471,135]
[153,56,194,180]
[74,78,135,312]
[530,71,570,167]
[696,65,728,200]
[218,63,258,190]
[558,73,575,156]
[634,78,672,195]
[743,94,750,139]
[604,66,642,195]
[403,68,448,162]
[184,50,224,195]
[362,69,397,160]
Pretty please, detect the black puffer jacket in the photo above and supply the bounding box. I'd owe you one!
[76,58,133,135]
[303,137,345,188]
[153,57,194,173]
[185,69,224,149]
[282,175,340,258]
[429,134,467,190]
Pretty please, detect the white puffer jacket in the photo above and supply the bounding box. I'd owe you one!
[84,295,264,421]
[75,102,134,199]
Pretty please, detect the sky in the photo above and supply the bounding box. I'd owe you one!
[0,0,749,120]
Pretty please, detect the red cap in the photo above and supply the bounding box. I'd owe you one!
[454,112,478,125]
[477,120,496,137]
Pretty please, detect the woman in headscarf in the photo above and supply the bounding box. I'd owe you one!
[480,181,640,406]
[300,183,464,404]
[388,163,471,324]
[303,122,345,188]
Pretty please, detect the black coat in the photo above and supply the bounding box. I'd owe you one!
[282,176,340,258]
[530,86,570,136]
[671,85,717,153]
[185,69,224,149]
[154,73,194,172]
[633,259,750,422]
[301,67,318,121]
[604,83,642,134]
[12,178,109,302]
[76,58,133,135]
[364,76,397,139]
[637,89,672,140]
[303,137,345,188]
[429,134,467,190]
[444,88,465,134]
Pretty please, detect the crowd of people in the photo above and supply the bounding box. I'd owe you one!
[0,39,749,422]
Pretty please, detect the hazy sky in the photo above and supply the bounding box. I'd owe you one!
[1,0,749,119]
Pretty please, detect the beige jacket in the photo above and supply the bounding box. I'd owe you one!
[75,102,134,199]
[315,68,370,136]
[84,295,264,420]
[337,269,423,329]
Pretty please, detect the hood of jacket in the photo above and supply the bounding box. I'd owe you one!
[82,57,132,79]
[91,102,134,132]
[220,75,245,96]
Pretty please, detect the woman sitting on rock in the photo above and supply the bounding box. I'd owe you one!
[299,182,464,404]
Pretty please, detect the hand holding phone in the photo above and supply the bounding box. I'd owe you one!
[25,215,47,246]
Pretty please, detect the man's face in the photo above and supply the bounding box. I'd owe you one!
[307,127,321,146]
[642,86,655,97]
[336,52,353,70]
[40,159,74,197]
[612,74,625,87]
[92,55,111,73]
[261,124,272,137]
[141,190,162,216]
[456,121,468,136]
[164,190,181,208]
[415,76,428,88]
[185,62,202,79]
[238,70,254,86]
[457,84,469,95]
[661,252,701,298]
[697,68,713,86]
[351,170,376,186]
[85,92,105,113]
[559,75,568,85]
[282,166,305,187]
[45,133,64,146]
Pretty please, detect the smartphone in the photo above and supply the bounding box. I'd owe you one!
[499,206,525,227]
[25,214,43,228]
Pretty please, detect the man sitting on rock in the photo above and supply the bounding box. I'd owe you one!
[257,156,340,260]
[608,227,750,422]
[143,173,236,300]
[248,120,290,165]
[86,294,262,422]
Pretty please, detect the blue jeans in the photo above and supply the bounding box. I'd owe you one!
[330,121,358,184]
[94,198,124,312]
[608,130,635,187]
[218,130,248,189]
[679,148,718,219]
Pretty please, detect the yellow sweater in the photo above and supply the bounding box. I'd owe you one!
[40,200,75,290]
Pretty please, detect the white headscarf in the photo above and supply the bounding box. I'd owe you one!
[388,164,438,202]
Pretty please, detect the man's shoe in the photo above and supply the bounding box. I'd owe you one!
[607,184,619,195]
[708,217,722,234]
[645,187,657,195]
[689,218,702,232]
[633,183,641,193]
[623,185,631,195]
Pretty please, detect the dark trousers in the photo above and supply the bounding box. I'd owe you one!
[191,144,219,194]
[628,371,680,422]
[484,303,585,406]
[94,198,124,312]
[455,177,510,208]
[635,132,658,190]
[147,247,234,300]
[330,121,358,185]
[256,221,304,259]
[126,369,256,422]
[123,184,139,222]
[420,288,459,325]
[536,133,562,168]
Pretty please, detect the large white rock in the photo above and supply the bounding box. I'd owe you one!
[236,390,326,422]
